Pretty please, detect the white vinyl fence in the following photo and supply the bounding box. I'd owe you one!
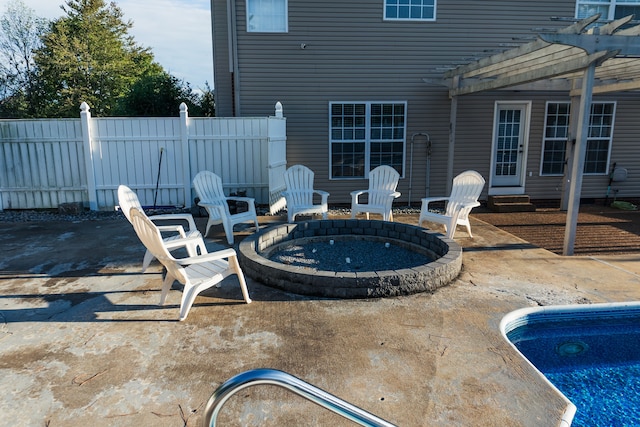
[0,102,287,212]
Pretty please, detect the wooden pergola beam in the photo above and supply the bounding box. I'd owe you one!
[572,79,640,95]
[450,50,613,97]
[444,14,600,78]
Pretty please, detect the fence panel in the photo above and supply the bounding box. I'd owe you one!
[188,117,271,203]
[0,103,286,211]
[91,117,184,208]
[0,119,85,209]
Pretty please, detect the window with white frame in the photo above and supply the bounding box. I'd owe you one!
[247,0,287,32]
[330,102,406,179]
[541,102,570,176]
[384,0,436,21]
[576,0,640,21]
[541,101,616,176]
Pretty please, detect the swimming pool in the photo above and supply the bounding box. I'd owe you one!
[501,302,640,427]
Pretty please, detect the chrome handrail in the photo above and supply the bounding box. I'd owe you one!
[202,368,397,427]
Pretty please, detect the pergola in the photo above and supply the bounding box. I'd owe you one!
[437,14,640,255]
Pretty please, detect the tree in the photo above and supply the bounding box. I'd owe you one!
[116,72,199,116]
[198,82,215,117]
[117,75,216,117]
[34,0,161,117]
[0,0,47,118]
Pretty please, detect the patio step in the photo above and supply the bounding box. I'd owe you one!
[487,195,537,213]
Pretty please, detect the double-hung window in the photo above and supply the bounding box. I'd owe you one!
[541,103,571,176]
[384,0,436,21]
[541,101,616,176]
[330,102,406,179]
[247,0,287,32]
[576,0,640,21]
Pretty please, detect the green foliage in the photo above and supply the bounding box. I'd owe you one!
[117,72,199,117]
[34,0,161,117]
[197,82,216,117]
[0,0,47,118]
[0,0,214,118]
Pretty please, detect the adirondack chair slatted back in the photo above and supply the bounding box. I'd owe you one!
[368,165,400,206]
[118,185,143,222]
[193,170,260,243]
[445,171,485,221]
[129,207,189,284]
[284,165,315,206]
[193,171,227,221]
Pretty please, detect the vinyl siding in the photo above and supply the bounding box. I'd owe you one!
[212,0,640,204]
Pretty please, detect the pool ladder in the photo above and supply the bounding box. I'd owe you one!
[202,368,397,427]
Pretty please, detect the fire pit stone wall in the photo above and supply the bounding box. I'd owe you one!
[238,219,462,298]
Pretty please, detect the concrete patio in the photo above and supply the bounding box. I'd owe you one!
[1,211,639,426]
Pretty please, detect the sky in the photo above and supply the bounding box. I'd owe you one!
[0,0,214,90]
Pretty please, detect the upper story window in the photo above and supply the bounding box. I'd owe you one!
[384,0,436,21]
[247,0,288,32]
[576,0,640,21]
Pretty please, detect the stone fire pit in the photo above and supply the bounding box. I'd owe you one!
[238,219,462,298]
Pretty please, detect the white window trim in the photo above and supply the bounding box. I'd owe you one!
[575,0,640,20]
[540,101,617,177]
[329,101,407,180]
[246,0,288,33]
[584,101,616,176]
[383,0,437,22]
[540,101,571,177]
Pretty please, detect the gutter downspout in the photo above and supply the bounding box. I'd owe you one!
[227,0,240,116]
[447,76,459,194]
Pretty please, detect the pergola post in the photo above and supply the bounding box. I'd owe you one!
[563,63,596,256]
[561,85,582,211]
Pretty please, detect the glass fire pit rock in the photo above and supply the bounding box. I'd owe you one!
[238,219,462,298]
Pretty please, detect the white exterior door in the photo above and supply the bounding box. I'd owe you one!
[490,102,530,192]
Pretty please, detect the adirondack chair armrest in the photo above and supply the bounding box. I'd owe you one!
[176,248,238,265]
[461,200,481,209]
[163,233,203,250]
[156,224,187,237]
[314,190,330,203]
[199,199,232,216]
[149,213,198,232]
[350,190,368,205]
[226,196,256,207]
[421,196,450,208]
[391,191,401,199]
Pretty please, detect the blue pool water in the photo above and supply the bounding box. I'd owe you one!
[504,305,640,427]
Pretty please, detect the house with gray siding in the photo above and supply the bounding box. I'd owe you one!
[210,0,640,209]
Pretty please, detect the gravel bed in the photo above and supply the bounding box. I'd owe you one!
[0,209,127,223]
[0,206,424,223]
[269,239,434,273]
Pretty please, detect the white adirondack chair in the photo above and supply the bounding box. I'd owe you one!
[282,164,330,222]
[129,208,251,321]
[192,171,259,245]
[350,165,401,222]
[118,185,205,272]
[418,170,485,239]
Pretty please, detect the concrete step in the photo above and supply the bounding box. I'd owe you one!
[488,195,537,212]
[489,202,537,213]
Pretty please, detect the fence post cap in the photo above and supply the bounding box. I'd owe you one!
[80,102,90,112]
[275,101,283,118]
